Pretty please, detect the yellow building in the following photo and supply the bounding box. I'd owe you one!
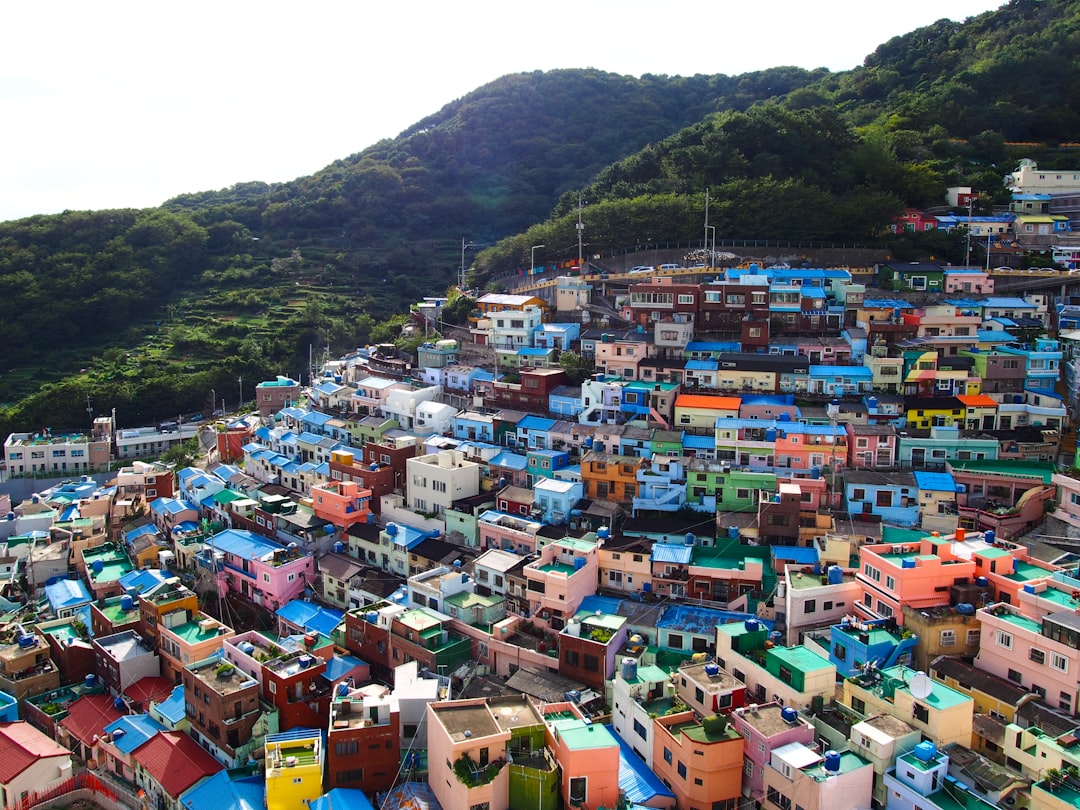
[842,665,973,748]
[580,451,642,504]
[265,729,324,810]
[927,656,1027,756]
[673,394,740,434]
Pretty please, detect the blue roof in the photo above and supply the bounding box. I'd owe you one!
[276,600,344,637]
[606,724,676,804]
[740,394,796,407]
[45,578,93,610]
[863,299,915,309]
[309,789,377,810]
[267,726,325,744]
[150,497,197,516]
[657,604,747,635]
[104,713,165,754]
[518,415,556,431]
[685,341,741,352]
[685,359,718,371]
[208,528,288,562]
[488,451,528,470]
[155,685,187,725]
[124,523,160,543]
[913,471,958,492]
[652,543,693,565]
[386,522,433,550]
[180,771,265,810]
[325,654,368,683]
[682,436,715,452]
[117,568,170,594]
[578,595,624,615]
[808,365,872,378]
[771,546,820,565]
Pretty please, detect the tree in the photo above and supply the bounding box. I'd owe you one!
[558,351,594,385]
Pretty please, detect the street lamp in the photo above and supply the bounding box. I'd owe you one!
[827,398,840,508]
[460,238,475,290]
[531,244,545,276]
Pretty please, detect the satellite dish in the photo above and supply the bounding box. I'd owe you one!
[909,672,933,700]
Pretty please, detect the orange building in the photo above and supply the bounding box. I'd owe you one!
[580,451,643,504]
[311,475,374,531]
[652,710,743,810]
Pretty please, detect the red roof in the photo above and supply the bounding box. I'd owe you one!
[133,731,223,797]
[124,675,175,709]
[0,721,70,783]
[59,694,125,747]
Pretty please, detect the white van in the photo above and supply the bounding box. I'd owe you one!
[658,263,684,271]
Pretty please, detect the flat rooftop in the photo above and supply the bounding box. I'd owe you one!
[432,702,501,741]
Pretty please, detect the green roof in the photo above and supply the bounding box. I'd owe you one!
[444,591,503,609]
[769,645,832,672]
[883,665,972,710]
[554,721,617,751]
[557,538,597,553]
[167,619,229,645]
[1007,561,1052,582]
[539,562,576,575]
[576,611,626,631]
[948,459,1054,483]
[996,611,1043,634]
[398,608,442,632]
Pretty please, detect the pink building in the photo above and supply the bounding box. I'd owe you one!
[730,702,815,802]
[856,536,980,624]
[846,424,897,469]
[199,529,314,612]
[311,476,374,531]
[427,699,511,810]
[594,335,651,380]
[543,702,621,810]
[477,511,545,555]
[523,536,600,630]
[974,603,1080,715]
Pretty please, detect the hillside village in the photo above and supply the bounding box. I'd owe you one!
[4,177,1080,810]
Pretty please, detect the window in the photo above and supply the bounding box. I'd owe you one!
[667,633,683,649]
[677,761,687,779]
[336,740,359,755]
[940,630,956,647]
[1050,653,1068,673]
[996,630,1012,650]
[570,781,587,810]
[912,703,929,723]
[966,629,981,646]
[767,786,792,810]
[633,719,646,739]
[804,599,816,615]
[876,490,893,508]
[1029,648,1046,665]
[834,644,847,661]
[885,576,896,591]
[1007,668,1023,684]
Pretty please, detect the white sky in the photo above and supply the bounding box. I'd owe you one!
[0,0,1003,224]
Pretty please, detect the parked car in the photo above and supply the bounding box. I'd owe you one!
[628,265,654,274]
[658,263,684,271]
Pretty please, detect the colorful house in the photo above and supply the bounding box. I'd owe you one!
[652,709,744,810]
[198,529,314,611]
[729,702,815,803]
[264,728,324,810]
[133,730,225,810]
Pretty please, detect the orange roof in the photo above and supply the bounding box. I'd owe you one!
[674,394,741,411]
[957,394,998,408]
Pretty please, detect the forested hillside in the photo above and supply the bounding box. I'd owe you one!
[2,0,1079,436]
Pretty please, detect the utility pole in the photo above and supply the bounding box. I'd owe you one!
[460,238,475,290]
[576,197,585,270]
[86,395,93,426]
[964,196,975,266]
[238,376,243,412]
[704,188,710,265]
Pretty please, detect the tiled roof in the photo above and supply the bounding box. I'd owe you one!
[134,731,224,797]
[59,694,125,747]
[0,721,70,782]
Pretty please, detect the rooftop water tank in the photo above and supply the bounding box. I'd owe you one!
[574,557,587,570]
[955,603,975,615]
[365,612,379,624]
[621,657,638,680]
[914,741,938,762]
[975,576,989,587]
[84,673,96,688]
[298,654,314,668]
[823,751,842,772]
[91,559,104,574]
[901,559,916,569]
[781,706,799,724]
[386,523,398,535]
[728,526,739,539]
[765,428,778,442]
[114,696,125,710]
[985,530,996,543]
[811,466,821,480]
[120,595,134,611]
[778,412,791,422]
[704,663,720,677]
[828,565,843,585]
[1023,583,1036,594]
[333,541,344,554]
[238,641,256,655]
[17,635,35,649]
[337,682,350,697]
[685,533,696,546]
[597,526,610,540]
[744,619,760,632]
[370,463,379,472]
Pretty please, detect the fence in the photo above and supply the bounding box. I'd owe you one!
[13,771,139,810]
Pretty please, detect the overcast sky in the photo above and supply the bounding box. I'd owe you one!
[0,0,1003,223]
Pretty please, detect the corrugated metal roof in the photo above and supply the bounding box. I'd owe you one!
[651,543,693,564]
[607,723,676,804]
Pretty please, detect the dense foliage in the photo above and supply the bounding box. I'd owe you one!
[2,0,1079,434]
